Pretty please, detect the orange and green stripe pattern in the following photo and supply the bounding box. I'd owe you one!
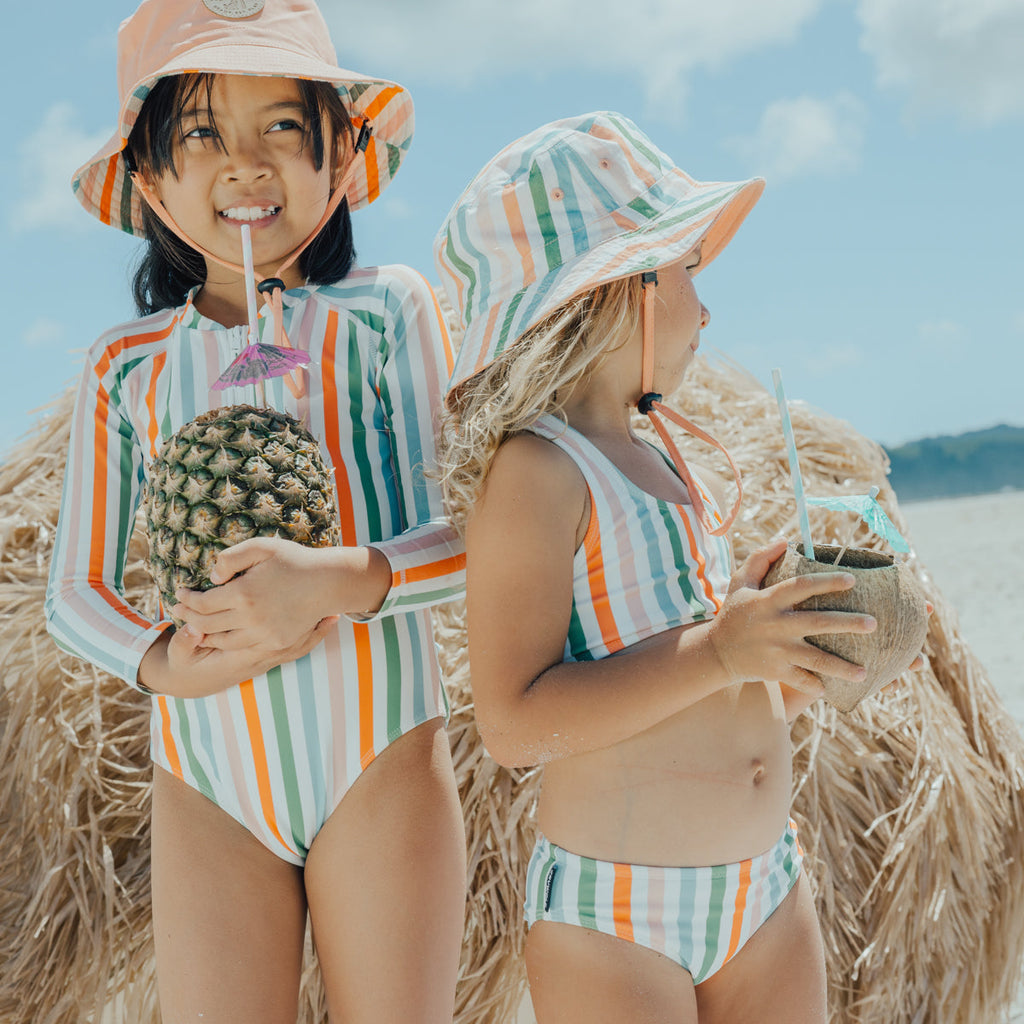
[528,416,730,662]
[434,111,763,390]
[524,821,802,984]
[45,266,463,864]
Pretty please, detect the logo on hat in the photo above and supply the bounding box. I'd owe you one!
[202,0,265,17]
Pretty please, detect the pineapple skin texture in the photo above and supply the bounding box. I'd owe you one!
[143,405,341,612]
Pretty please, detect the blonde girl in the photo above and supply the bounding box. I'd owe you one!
[435,112,914,1023]
[45,1,465,1020]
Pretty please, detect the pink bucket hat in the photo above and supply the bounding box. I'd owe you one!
[435,111,764,389]
[73,0,414,237]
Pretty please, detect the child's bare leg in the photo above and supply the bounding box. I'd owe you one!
[151,766,307,1024]
[525,922,699,1024]
[696,873,826,1024]
[304,718,465,1024]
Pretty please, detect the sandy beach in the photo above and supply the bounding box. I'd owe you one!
[902,490,1024,729]
[516,490,1024,1024]
[901,490,1024,1024]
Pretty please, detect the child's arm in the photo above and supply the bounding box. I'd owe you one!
[44,339,322,698]
[45,344,173,691]
[360,268,465,615]
[171,269,464,648]
[466,434,876,768]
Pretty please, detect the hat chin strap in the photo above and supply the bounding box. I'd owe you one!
[129,119,370,400]
[636,271,743,537]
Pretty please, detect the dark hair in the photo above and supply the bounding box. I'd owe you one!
[125,73,357,315]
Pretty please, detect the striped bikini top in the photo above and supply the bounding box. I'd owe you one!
[528,414,732,663]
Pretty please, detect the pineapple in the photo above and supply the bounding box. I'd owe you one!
[143,404,340,613]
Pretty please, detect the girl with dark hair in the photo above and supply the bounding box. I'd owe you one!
[45,2,466,1021]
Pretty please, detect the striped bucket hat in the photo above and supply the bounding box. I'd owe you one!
[435,111,764,388]
[73,0,414,237]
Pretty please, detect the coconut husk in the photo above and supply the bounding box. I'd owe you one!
[2,345,1023,1023]
[763,543,930,712]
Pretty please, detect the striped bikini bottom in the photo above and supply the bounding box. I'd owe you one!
[523,819,802,984]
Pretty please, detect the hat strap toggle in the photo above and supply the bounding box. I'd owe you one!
[129,117,373,400]
[636,272,743,537]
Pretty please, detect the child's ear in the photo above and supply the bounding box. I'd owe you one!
[130,169,163,203]
[124,148,161,201]
[330,128,353,191]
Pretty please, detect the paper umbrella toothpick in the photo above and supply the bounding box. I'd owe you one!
[212,223,310,395]
[805,486,910,553]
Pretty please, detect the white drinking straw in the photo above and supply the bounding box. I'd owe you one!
[239,224,265,405]
[772,368,816,561]
[240,224,260,346]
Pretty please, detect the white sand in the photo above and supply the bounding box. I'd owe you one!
[902,490,1024,726]
[901,490,1024,1023]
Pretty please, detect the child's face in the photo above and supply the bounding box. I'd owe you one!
[648,247,709,395]
[143,74,339,287]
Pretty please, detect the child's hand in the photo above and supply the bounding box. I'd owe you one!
[707,539,877,695]
[171,537,390,652]
[139,616,337,698]
[172,538,338,652]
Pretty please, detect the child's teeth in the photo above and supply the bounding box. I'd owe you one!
[223,206,275,220]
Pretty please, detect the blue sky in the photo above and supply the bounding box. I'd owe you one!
[4,0,1023,456]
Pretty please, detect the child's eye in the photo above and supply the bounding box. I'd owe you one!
[268,119,303,133]
[183,125,218,141]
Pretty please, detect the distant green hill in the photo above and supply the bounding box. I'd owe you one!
[884,425,1024,501]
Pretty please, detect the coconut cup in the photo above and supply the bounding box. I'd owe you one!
[762,544,929,712]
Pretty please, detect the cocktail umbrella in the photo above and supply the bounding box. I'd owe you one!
[211,224,309,396]
[807,485,910,563]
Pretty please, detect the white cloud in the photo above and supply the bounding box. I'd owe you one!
[12,104,109,233]
[730,93,867,181]
[21,318,66,348]
[916,318,964,358]
[380,196,413,220]
[856,0,1024,124]
[323,0,824,110]
[804,342,867,377]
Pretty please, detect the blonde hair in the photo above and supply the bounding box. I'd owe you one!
[438,274,643,532]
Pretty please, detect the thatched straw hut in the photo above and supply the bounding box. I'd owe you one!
[2,345,1023,1023]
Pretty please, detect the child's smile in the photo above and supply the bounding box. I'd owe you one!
[144,74,337,295]
[218,204,283,225]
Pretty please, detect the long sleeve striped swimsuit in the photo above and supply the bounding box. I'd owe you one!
[45,265,465,864]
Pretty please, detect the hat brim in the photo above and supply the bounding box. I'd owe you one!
[72,52,413,236]
[449,172,764,388]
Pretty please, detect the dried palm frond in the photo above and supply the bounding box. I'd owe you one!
[2,344,1022,1024]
